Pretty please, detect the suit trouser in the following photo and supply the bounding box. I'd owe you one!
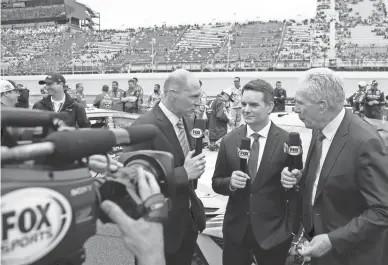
[165,209,198,265]
[223,223,291,265]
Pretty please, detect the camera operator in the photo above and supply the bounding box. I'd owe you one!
[101,167,165,265]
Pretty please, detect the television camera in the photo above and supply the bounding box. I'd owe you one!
[1,107,174,265]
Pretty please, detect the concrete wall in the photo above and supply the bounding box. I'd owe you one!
[6,71,388,99]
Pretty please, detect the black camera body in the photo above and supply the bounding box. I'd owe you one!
[2,165,97,265]
[1,107,174,265]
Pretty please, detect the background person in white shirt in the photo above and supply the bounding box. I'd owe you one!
[281,68,388,265]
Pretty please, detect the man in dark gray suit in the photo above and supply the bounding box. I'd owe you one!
[124,69,206,265]
[282,68,388,265]
[212,79,297,265]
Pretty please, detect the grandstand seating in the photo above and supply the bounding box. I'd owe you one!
[335,0,388,66]
[1,0,388,74]
[215,22,283,68]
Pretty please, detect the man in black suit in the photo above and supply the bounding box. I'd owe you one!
[212,79,297,265]
[282,68,388,265]
[124,69,206,265]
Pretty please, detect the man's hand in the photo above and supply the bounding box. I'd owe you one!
[230,170,250,189]
[298,234,332,258]
[87,155,123,173]
[281,167,302,189]
[101,167,165,265]
[184,150,206,181]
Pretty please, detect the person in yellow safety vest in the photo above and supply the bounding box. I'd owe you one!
[365,80,385,120]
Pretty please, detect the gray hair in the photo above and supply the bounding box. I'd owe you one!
[299,68,345,109]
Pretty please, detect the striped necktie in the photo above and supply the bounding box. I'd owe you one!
[302,130,325,235]
[176,119,190,157]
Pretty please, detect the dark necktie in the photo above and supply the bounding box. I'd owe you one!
[302,130,326,234]
[248,133,260,183]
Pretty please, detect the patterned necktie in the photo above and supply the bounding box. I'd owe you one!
[176,119,190,157]
[302,130,326,234]
[248,133,260,183]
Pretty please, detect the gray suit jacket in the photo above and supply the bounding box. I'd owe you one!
[301,110,388,265]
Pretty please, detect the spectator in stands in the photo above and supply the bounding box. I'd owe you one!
[273,81,287,112]
[109,81,125,111]
[365,80,385,120]
[75,83,87,107]
[229,77,242,130]
[33,73,90,128]
[15,84,29,109]
[208,88,232,151]
[147,84,163,109]
[94,85,113,109]
[1,80,21,107]
[122,79,142,113]
[133,77,144,106]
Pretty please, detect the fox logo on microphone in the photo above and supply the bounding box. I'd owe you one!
[284,143,302,156]
[190,128,204,138]
[1,187,72,265]
[237,148,250,159]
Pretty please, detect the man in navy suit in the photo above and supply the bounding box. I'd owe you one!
[212,79,297,265]
[282,68,388,265]
[124,69,206,265]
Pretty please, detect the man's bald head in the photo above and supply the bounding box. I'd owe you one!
[162,69,202,118]
[163,69,200,95]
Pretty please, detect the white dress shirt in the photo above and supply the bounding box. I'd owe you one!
[51,96,65,112]
[246,120,272,172]
[159,102,189,149]
[311,108,346,205]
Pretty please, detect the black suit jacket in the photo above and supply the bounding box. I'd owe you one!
[123,105,206,254]
[301,110,388,265]
[212,123,297,250]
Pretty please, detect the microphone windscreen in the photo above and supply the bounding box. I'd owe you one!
[194,119,206,130]
[124,124,160,145]
[239,137,251,159]
[1,107,68,127]
[240,137,251,150]
[288,132,301,146]
[45,129,117,161]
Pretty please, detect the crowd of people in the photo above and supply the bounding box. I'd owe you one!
[2,0,387,75]
[2,66,388,265]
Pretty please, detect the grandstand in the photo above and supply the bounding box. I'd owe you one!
[1,0,388,75]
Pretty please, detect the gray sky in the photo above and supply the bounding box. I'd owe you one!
[78,0,317,29]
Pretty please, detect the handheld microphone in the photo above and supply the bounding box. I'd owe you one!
[190,119,206,189]
[239,137,251,173]
[284,132,303,172]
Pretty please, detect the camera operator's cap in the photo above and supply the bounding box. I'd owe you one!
[372,80,378,86]
[0,79,18,93]
[358,81,367,87]
[38,73,66,85]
